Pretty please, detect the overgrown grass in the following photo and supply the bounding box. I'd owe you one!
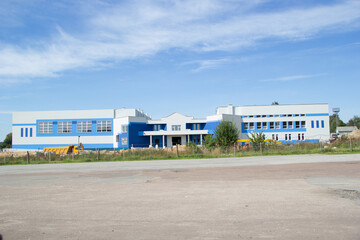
[1,139,359,165]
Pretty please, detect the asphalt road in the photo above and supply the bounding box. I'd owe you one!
[1,153,360,175]
[1,154,360,240]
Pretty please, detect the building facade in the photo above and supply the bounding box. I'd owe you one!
[12,103,330,150]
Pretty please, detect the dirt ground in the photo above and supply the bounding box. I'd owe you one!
[1,161,360,240]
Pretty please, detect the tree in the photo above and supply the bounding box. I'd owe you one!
[249,132,266,151]
[214,121,239,147]
[203,134,216,148]
[271,101,279,105]
[329,114,346,133]
[347,115,360,129]
[0,133,12,149]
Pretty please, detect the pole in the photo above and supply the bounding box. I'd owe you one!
[350,138,353,152]
[176,144,179,158]
[27,151,30,164]
[260,142,263,154]
[97,150,100,161]
[149,147,151,159]
[234,142,236,157]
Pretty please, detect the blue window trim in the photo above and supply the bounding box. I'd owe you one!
[30,128,33,137]
[25,128,28,137]
[306,113,329,117]
[321,120,324,128]
[12,123,37,126]
[316,120,319,128]
[311,121,314,128]
[36,118,113,137]
[21,128,23,137]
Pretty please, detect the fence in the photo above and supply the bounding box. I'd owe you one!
[1,139,359,165]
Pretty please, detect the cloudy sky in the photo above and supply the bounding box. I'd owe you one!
[1,0,360,140]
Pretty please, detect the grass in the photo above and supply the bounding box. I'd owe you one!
[1,139,360,166]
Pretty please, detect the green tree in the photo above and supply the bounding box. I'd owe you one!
[249,132,266,151]
[0,133,12,149]
[203,134,216,148]
[347,115,360,129]
[271,101,279,105]
[329,114,346,133]
[214,121,239,147]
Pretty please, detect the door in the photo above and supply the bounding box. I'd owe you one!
[172,137,181,146]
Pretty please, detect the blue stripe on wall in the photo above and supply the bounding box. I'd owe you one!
[12,123,37,126]
[12,143,114,150]
[306,113,329,117]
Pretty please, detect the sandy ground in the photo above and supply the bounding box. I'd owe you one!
[1,157,360,239]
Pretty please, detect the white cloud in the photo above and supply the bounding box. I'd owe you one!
[261,73,325,82]
[0,0,359,84]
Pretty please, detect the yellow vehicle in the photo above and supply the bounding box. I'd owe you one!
[42,143,84,155]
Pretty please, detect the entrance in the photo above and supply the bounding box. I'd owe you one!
[154,139,160,147]
[172,137,181,146]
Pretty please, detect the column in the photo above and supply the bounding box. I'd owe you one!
[188,135,190,143]
[162,135,165,148]
[200,134,203,146]
[149,135,152,148]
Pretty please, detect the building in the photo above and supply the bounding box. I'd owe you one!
[336,126,358,137]
[12,103,330,150]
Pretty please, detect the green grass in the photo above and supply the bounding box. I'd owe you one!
[1,140,360,166]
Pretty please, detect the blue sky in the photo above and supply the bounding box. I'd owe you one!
[1,0,360,140]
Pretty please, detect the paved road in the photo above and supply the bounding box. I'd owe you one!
[1,154,360,175]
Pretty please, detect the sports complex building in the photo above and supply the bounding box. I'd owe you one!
[12,104,330,150]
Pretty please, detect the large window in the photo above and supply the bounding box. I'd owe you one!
[172,125,181,131]
[282,122,287,129]
[77,121,92,133]
[38,121,53,134]
[250,122,254,130]
[244,123,249,130]
[58,121,72,133]
[295,121,300,129]
[97,120,112,132]
[122,137,127,145]
[275,122,280,129]
[301,121,306,128]
[257,122,262,130]
[122,125,128,133]
[263,122,267,129]
[288,121,293,129]
[193,124,200,130]
[270,122,274,129]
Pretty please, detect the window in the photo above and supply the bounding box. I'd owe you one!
[21,128,23,137]
[285,134,288,141]
[300,114,305,117]
[261,115,266,118]
[77,121,92,133]
[288,121,293,129]
[311,121,314,128]
[172,125,181,131]
[281,114,286,117]
[270,122,274,129]
[298,134,301,140]
[301,121,306,128]
[257,122,261,130]
[30,128,32,137]
[256,115,261,118]
[244,123,249,130]
[97,120,112,132]
[274,115,279,117]
[39,121,53,134]
[289,134,291,140]
[282,122,287,129]
[276,134,278,141]
[295,121,300,129]
[242,116,248,118]
[302,133,305,140]
[116,135,119,142]
[316,121,319,128]
[122,125,128,133]
[294,114,299,117]
[249,115,254,118]
[25,128,28,137]
[287,114,292,117]
[272,134,275,140]
[122,137,127,145]
[250,122,254,130]
[58,121,72,133]
[321,120,324,128]
[263,122,267,129]
[193,123,200,130]
[269,115,274,118]
[275,122,280,129]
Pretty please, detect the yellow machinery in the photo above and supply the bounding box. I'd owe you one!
[237,139,281,146]
[42,143,84,155]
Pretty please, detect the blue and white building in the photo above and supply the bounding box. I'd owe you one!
[12,103,330,150]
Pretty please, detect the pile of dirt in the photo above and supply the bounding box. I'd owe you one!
[349,130,360,139]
